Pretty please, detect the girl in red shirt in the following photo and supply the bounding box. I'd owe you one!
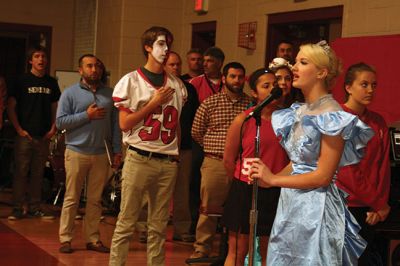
[222,68,290,265]
[336,62,391,265]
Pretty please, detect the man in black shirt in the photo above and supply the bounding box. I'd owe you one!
[7,45,61,220]
[164,51,199,242]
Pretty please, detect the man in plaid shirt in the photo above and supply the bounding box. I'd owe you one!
[190,62,252,259]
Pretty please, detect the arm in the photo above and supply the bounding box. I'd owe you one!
[250,134,344,189]
[7,96,32,140]
[337,123,391,222]
[276,162,293,176]
[43,102,58,139]
[119,86,175,131]
[56,92,91,131]
[56,90,106,130]
[223,112,246,177]
[191,102,208,146]
[374,126,391,219]
[366,126,391,224]
[256,162,293,188]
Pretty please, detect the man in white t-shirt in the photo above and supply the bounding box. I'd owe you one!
[109,26,187,266]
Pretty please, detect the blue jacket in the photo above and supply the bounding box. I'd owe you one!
[56,82,121,155]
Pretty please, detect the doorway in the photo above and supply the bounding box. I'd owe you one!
[266,6,343,65]
[191,21,216,53]
[0,22,52,87]
[0,22,52,188]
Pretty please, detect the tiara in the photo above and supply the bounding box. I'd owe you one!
[268,57,293,70]
[316,40,330,53]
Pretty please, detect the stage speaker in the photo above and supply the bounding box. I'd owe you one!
[390,127,400,162]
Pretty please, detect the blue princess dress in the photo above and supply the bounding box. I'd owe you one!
[268,95,374,266]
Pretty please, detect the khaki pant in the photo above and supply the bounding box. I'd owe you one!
[109,149,178,266]
[193,157,231,255]
[123,149,192,237]
[59,149,110,243]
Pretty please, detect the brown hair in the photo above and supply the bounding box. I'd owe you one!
[343,62,376,101]
[141,26,173,58]
[26,45,47,62]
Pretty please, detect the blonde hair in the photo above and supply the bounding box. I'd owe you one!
[299,42,342,90]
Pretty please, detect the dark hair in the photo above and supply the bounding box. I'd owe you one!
[78,53,96,67]
[343,62,376,100]
[141,26,173,58]
[26,45,47,62]
[204,46,225,62]
[270,65,304,105]
[186,48,202,56]
[273,65,293,79]
[248,68,275,91]
[222,62,245,77]
[277,40,294,48]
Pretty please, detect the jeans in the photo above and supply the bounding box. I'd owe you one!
[12,135,49,211]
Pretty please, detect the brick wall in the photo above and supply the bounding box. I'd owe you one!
[73,0,96,68]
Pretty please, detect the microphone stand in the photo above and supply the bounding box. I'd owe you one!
[248,113,261,266]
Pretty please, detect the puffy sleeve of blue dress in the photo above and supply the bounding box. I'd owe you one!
[268,95,374,266]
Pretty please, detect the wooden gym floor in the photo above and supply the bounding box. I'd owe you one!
[0,188,199,266]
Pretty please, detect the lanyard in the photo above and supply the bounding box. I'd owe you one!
[205,75,222,94]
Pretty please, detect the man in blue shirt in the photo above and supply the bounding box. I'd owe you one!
[56,54,121,254]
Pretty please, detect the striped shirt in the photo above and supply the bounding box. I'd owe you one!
[191,89,252,159]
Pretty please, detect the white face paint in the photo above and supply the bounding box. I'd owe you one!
[151,35,168,64]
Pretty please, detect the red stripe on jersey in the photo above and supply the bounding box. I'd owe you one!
[113,96,126,102]
[137,68,167,89]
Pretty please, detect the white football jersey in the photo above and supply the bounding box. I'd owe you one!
[113,69,187,155]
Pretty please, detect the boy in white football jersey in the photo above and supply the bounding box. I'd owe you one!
[109,26,187,266]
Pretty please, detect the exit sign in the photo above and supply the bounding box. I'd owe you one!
[194,0,208,14]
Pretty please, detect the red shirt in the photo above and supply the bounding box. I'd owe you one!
[336,105,391,211]
[189,74,222,103]
[234,108,289,183]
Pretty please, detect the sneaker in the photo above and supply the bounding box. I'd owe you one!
[190,250,209,259]
[8,208,24,220]
[59,241,73,253]
[28,210,55,220]
[86,241,110,253]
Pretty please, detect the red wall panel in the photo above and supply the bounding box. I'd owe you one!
[331,35,400,125]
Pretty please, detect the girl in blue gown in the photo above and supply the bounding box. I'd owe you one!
[249,41,374,265]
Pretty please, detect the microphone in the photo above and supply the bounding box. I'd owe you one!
[244,86,282,121]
